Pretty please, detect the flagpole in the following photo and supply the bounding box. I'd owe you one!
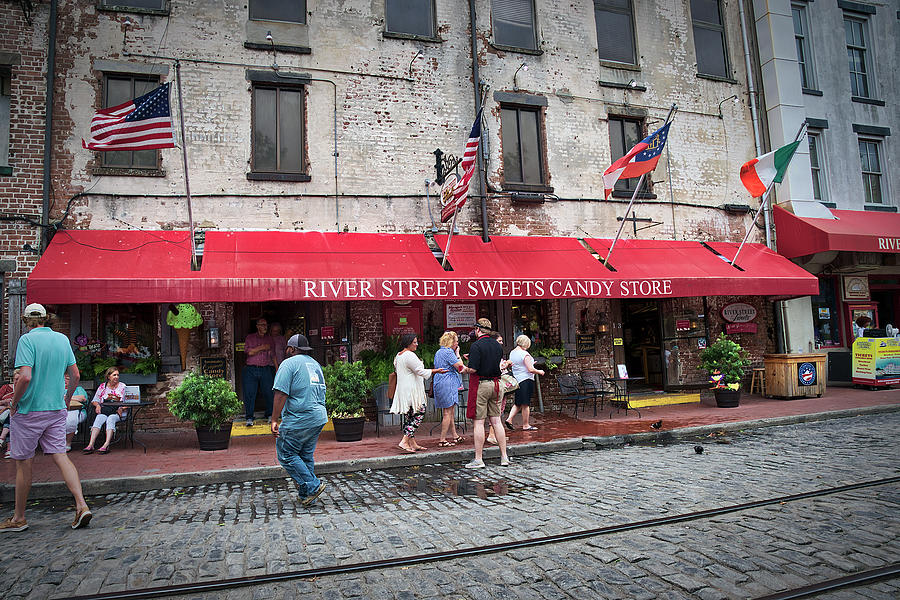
[730,121,808,266]
[174,61,198,270]
[441,204,460,269]
[603,173,646,265]
[604,104,677,265]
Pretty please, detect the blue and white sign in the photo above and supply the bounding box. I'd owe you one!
[798,362,817,386]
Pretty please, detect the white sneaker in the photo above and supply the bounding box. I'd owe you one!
[500,457,511,466]
[464,459,485,469]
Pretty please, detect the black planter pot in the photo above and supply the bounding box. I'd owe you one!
[196,421,233,451]
[713,388,741,408]
[332,417,365,442]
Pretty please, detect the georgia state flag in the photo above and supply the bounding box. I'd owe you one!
[602,123,671,198]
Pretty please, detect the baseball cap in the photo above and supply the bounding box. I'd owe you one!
[475,318,492,331]
[287,334,313,351]
[23,303,47,318]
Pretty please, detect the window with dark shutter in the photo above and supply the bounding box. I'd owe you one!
[492,0,537,50]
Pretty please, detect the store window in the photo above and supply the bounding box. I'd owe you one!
[385,0,435,38]
[491,0,538,50]
[100,74,160,169]
[690,0,729,78]
[512,301,549,348]
[75,304,159,382]
[812,278,841,347]
[249,0,306,23]
[595,0,636,65]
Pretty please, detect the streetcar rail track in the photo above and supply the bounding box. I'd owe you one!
[57,475,900,600]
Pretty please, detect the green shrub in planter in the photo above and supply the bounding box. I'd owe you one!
[322,360,369,419]
[167,372,242,430]
[699,334,750,390]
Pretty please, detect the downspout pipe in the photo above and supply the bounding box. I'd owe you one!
[468,0,489,242]
[737,0,771,248]
[41,0,58,250]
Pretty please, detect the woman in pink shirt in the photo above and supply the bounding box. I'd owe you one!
[83,367,127,454]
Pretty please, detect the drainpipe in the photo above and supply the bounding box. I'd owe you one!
[468,0,489,242]
[40,0,58,250]
[737,0,770,248]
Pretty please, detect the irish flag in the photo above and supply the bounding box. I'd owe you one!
[739,141,801,197]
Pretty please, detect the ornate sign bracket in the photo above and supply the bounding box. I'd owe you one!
[433,148,462,185]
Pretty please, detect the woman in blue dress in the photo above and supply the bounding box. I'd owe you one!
[433,331,465,447]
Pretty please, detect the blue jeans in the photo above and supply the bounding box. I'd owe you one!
[276,425,325,496]
[242,365,274,419]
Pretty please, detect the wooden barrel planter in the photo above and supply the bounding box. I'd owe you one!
[333,417,365,442]
[196,421,233,451]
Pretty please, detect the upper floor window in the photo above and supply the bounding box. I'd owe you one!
[492,0,537,51]
[1,69,10,171]
[859,139,883,204]
[808,132,827,202]
[250,0,306,24]
[844,16,871,98]
[500,104,545,186]
[385,0,435,38]
[595,0,636,65]
[608,116,644,195]
[690,0,729,78]
[100,0,166,10]
[792,3,816,89]
[250,82,308,180]
[101,74,160,170]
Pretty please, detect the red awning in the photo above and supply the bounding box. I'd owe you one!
[774,205,900,258]
[27,230,204,304]
[27,230,818,304]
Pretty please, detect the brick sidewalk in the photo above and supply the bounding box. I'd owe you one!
[1,384,898,487]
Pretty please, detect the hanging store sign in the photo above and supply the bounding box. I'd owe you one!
[726,323,758,334]
[288,278,679,301]
[445,302,477,330]
[721,302,757,323]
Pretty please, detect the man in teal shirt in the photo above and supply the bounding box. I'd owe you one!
[270,334,328,507]
[1,304,91,532]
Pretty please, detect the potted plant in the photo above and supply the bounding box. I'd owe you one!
[535,345,566,371]
[120,356,161,385]
[323,360,369,442]
[700,333,751,408]
[167,372,243,450]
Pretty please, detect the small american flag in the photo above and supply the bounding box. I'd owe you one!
[441,110,483,223]
[82,83,176,151]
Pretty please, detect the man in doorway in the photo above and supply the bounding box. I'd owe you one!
[271,334,328,507]
[242,317,275,426]
[1,304,92,532]
[464,318,510,468]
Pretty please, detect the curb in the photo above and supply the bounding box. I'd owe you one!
[5,404,898,501]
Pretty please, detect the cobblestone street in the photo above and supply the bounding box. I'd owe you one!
[2,412,898,599]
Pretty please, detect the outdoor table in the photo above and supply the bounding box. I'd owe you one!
[91,401,154,452]
[604,376,645,417]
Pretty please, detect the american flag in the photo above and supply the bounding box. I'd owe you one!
[440,110,483,223]
[82,83,176,151]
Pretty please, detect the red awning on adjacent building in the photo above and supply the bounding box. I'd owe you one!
[774,205,900,259]
[27,230,818,304]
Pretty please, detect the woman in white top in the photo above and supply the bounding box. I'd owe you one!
[83,367,128,455]
[505,335,544,431]
[391,333,446,453]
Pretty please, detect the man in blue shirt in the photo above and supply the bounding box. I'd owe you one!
[271,334,328,507]
[1,304,92,532]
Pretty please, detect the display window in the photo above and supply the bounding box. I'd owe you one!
[812,277,842,347]
[74,304,160,381]
[512,300,549,347]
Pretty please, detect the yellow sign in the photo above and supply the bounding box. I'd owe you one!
[852,336,900,386]
[613,337,623,346]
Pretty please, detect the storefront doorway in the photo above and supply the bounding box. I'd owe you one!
[871,277,900,331]
[234,302,350,415]
[620,300,663,390]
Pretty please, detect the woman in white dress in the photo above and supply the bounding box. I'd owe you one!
[391,333,446,453]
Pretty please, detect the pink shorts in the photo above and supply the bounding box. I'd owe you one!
[9,409,67,459]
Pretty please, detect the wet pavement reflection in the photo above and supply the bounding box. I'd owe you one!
[405,477,511,499]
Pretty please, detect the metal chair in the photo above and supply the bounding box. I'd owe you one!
[555,374,590,419]
[607,375,641,419]
[580,370,613,416]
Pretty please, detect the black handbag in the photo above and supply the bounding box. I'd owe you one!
[100,404,118,416]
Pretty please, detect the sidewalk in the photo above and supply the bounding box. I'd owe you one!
[2,385,898,501]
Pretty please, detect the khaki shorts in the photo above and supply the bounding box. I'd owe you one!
[474,379,501,420]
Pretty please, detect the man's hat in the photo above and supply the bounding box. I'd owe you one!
[287,334,314,351]
[475,318,492,331]
[23,303,47,318]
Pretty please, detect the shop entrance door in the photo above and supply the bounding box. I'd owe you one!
[871,277,900,331]
[620,300,663,390]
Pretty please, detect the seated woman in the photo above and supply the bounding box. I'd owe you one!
[64,373,89,452]
[84,367,127,455]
